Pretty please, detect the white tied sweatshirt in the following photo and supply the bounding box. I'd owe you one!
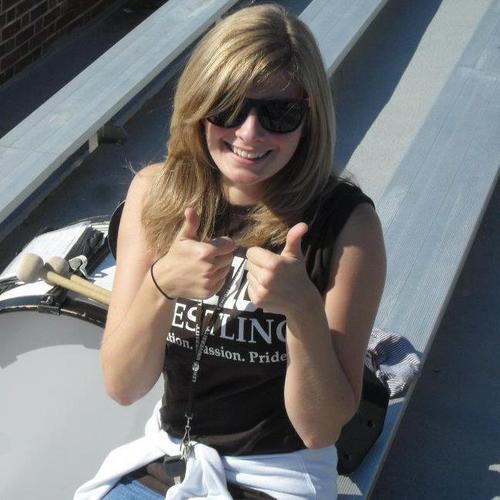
[74,400,338,500]
[74,400,231,499]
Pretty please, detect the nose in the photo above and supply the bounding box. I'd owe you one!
[235,108,266,142]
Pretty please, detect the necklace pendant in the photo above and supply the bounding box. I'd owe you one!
[180,439,194,460]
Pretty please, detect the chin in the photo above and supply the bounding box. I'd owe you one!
[221,165,265,184]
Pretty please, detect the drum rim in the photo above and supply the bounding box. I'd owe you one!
[0,295,106,328]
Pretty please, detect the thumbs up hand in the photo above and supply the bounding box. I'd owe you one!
[152,208,235,300]
[281,222,308,260]
[176,207,201,241]
[246,223,313,316]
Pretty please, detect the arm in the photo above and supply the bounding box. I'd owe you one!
[102,164,236,405]
[101,164,175,405]
[247,203,386,448]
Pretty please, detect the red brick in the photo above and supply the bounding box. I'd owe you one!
[0,36,14,54]
[0,44,19,69]
[2,0,22,11]
[0,0,117,86]
[2,19,20,41]
[20,11,30,27]
[16,0,36,16]
[15,38,29,55]
[38,18,54,40]
[15,23,33,44]
[5,7,16,23]
[0,39,12,57]
[54,9,72,30]
[14,47,34,71]
[39,30,56,51]
[28,22,49,46]
[44,18,55,36]
[33,16,42,31]
[30,1,47,22]
[42,5,59,26]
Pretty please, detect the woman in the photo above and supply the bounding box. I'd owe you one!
[77,3,386,499]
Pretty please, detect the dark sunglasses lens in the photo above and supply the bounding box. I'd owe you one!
[259,101,306,133]
[208,104,248,128]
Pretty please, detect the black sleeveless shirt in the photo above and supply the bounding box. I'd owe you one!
[160,181,374,455]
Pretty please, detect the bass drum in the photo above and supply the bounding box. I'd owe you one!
[0,206,162,500]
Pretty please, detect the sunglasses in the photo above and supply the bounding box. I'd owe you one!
[207,97,309,134]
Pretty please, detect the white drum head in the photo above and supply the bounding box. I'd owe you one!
[0,309,163,499]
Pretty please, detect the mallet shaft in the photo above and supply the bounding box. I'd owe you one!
[44,269,110,305]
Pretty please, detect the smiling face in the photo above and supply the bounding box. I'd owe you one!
[204,73,305,205]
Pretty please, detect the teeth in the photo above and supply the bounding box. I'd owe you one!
[230,145,268,159]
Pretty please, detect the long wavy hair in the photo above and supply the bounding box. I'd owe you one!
[142,3,338,255]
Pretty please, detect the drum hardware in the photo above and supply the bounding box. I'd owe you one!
[38,289,66,315]
[68,255,90,278]
[17,253,111,305]
[46,256,112,300]
[0,277,18,295]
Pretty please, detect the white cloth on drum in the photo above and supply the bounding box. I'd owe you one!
[74,401,338,499]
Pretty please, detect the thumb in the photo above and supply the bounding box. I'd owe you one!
[176,208,200,240]
[281,222,308,259]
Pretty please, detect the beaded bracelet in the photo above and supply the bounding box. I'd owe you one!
[150,260,176,301]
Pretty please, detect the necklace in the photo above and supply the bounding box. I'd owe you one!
[180,255,246,459]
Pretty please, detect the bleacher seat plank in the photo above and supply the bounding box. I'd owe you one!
[0,146,55,218]
[300,0,388,76]
[0,0,238,226]
[338,3,500,497]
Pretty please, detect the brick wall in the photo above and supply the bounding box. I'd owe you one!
[0,0,119,85]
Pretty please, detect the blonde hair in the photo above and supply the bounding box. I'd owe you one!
[142,3,337,255]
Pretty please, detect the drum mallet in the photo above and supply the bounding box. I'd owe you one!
[46,256,112,300]
[17,253,110,305]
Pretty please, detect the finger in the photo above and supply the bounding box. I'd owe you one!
[176,208,200,241]
[213,274,230,295]
[213,252,234,270]
[208,236,236,255]
[209,263,233,282]
[281,222,308,259]
[246,273,258,300]
[246,246,276,268]
[199,266,231,298]
[245,260,266,284]
[246,270,262,290]
[246,274,265,307]
[245,259,256,277]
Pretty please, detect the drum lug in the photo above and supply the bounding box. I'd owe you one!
[38,292,64,315]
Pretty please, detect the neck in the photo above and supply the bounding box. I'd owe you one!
[223,184,262,206]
